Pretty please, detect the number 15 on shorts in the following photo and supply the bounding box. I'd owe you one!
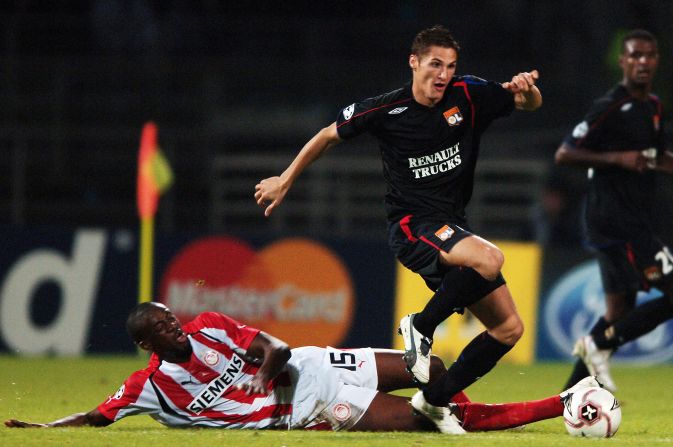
[330,352,357,371]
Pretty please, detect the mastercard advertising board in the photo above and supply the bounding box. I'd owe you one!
[0,227,391,354]
[158,236,356,348]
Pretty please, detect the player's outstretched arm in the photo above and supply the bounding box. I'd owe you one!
[502,70,541,111]
[555,142,650,172]
[5,409,112,428]
[236,331,291,396]
[254,122,342,217]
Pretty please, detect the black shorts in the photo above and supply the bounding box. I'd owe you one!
[595,231,673,294]
[388,215,506,302]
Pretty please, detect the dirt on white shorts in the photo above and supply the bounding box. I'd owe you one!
[291,346,378,431]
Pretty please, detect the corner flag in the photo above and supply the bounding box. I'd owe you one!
[136,121,173,303]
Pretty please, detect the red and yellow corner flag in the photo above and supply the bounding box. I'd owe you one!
[137,121,173,303]
[137,122,173,219]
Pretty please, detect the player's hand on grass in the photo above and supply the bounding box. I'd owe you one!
[255,176,288,217]
[4,419,47,428]
[5,410,108,428]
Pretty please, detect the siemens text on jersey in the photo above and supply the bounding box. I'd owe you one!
[187,354,244,414]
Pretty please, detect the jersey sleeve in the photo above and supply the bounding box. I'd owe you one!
[185,312,260,350]
[97,370,156,422]
[335,94,389,140]
[562,97,613,150]
[462,76,515,130]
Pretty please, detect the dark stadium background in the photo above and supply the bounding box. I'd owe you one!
[1,0,671,235]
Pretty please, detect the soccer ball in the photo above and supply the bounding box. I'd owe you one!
[563,387,621,437]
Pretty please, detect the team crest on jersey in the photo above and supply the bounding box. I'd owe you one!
[342,104,355,120]
[443,106,463,126]
[203,350,220,366]
[620,102,633,112]
[332,403,352,421]
[654,114,660,131]
[644,265,662,282]
[388,106,408,115]
[434,224,454,241]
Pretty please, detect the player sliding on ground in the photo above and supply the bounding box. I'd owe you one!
[5,303,598,434]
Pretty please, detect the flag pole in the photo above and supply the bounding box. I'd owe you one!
[138,215,155,304]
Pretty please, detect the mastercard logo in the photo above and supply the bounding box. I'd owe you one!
[158,237,354,347]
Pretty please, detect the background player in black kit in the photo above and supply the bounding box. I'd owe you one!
[254,25,541,424]
[556,29,673,393]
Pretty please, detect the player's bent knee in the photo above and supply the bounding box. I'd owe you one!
[491,317,524,346]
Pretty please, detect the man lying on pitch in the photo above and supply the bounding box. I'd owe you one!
[5,302,598,435]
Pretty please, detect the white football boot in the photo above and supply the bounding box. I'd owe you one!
[398,313,433,384]
[573,336,617,392]
[411,391,466,435]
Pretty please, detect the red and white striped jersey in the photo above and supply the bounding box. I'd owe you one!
[97,312,296,428]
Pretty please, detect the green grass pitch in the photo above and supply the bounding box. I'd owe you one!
[1,356,672,446]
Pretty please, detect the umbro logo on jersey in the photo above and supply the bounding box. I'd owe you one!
[342,104,355,120]
[388,107,408,115]
[443,106,463,126]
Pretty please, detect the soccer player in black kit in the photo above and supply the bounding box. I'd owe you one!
[556,29,673,393]
[255,25,541,432]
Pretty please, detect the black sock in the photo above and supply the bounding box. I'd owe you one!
[414,268,485,339]
[562,317,610,390]
[423,331,512,406]
[595,296,673,349]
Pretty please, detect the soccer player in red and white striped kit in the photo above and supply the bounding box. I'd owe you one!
[5,302,597,434]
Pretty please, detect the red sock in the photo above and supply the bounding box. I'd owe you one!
[450,391,471,403]
[457,396,563,431]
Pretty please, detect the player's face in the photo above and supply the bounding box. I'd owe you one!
[144,306,191,357]
[409,45,458,106]
[620,38,658,88]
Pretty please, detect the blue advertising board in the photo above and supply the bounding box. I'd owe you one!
[538,259,673,363]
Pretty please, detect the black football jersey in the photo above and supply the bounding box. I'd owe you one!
[563,84,665,245]
[336,76,514,224]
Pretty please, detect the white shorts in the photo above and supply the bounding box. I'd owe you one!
[289,346,378,431]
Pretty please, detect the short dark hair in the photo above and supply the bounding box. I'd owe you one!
[622,29,658,53]
[126,302,161,343]
[411,25,460,58]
